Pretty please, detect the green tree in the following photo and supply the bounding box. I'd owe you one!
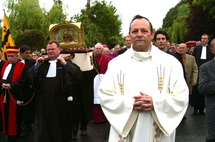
[162,0,188,43]
[3,0,65,49]
[193,0,215,18]
[168,3,189,43]
[71,0,123,48]
[4,0,44,38]
[15,30,45,50]
[185,0,215,40]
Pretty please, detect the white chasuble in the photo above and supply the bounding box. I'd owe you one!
[98,46,189,142]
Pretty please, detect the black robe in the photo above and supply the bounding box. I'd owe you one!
[21,58,36,124]
[28,59,82,142]
[79,55,100,131]
[0,61,28,136]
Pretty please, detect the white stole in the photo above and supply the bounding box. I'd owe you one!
[46,60,57,77]
[3,64,12,80]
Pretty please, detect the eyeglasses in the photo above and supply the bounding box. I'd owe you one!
[156,37,166,40]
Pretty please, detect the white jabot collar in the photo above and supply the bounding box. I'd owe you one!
[3,64,12,80]
[46,60,57,77]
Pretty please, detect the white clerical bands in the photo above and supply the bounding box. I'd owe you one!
[46,60,57,77]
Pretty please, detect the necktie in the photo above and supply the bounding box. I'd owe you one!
[46,60,57,77]
[182,54,186,66]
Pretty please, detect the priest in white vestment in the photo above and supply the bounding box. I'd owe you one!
[98,15,189,142]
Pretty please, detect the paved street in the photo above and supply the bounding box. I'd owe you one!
[0,105,207,142]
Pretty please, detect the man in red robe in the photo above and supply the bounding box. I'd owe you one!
[0,46,28,142]
[92,43,112,123]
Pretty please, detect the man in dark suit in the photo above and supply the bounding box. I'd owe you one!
[19,45,35,67]
[192,33,214,115]
[153,30,175,55]
[18,45,36,137]
[117,35,131,55]
[154,30,187,119]
[198,38,215,142]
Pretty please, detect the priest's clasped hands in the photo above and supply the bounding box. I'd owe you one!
[133,92,154,111]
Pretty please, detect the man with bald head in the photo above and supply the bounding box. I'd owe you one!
[177,43,198,104]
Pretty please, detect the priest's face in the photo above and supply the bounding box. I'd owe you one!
[129,18,154,52]
[46,43,61,60]
[7,53,19,64]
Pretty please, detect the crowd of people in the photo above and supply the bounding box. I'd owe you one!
[0,14,215,142]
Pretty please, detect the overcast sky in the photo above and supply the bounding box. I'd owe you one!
[1,0,181,36]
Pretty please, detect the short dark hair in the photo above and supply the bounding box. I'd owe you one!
[202,33,210,40]
[48,40,60,48]
[154,30,170,41]
[19,45,31,53]
[129,15,153,33]
[124,35,130,41]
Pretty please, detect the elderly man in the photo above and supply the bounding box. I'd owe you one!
[92,43,112,123]
[0,46,28,142]
[28,40,82,142]
[177,43,198,104]
[98,15,188,142]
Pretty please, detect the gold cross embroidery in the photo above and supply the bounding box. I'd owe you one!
[157,65,165,94]
[117,71,124,95]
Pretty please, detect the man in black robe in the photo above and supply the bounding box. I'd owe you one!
[0,46,28,142]
[28,40,82,142]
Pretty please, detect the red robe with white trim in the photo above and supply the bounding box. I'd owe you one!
[0,61,28,136]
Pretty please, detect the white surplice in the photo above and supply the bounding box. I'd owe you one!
[94,74,104,104]
[98,46,189,142]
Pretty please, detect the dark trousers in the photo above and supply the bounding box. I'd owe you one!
[192,85,205,111]
[8,135,19,142]
[205,95,215,142]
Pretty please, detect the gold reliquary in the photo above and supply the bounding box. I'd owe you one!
[49,22,86,50]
